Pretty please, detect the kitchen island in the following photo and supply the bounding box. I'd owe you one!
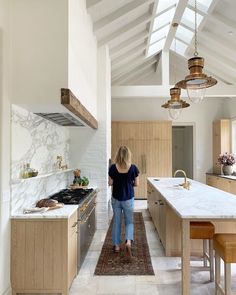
[147,177,236,295]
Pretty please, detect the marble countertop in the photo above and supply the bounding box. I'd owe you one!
[206,172,236,180]
[148,177,236,219]
[11,204,78,219]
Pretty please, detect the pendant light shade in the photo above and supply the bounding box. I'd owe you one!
[176,0,217,102]
[162,87,190,120]
[176,56,217,103]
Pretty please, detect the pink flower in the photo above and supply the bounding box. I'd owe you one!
[218,153,236,166]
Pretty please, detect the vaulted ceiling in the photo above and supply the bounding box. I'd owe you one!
[87,0,236,90]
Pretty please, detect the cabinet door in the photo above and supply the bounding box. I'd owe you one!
[68,212,78,287]
[213,120,230,174]
[229,180,236,195]
[112,121,172,199]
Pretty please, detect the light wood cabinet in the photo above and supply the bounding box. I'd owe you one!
[206,174,236,195]
[112,121,172,199]
[11,211,78,295]
[213,119,230,174]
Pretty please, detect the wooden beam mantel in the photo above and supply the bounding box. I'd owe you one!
[61,88,98,129]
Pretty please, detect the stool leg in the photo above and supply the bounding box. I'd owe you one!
[224,262,231,295]
[203,239,208,267]
[209,239,214,282]
[215,252,221,295]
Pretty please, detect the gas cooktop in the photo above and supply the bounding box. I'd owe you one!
[49,188,94,205]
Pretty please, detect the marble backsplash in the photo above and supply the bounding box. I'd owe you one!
[11,104,73,214]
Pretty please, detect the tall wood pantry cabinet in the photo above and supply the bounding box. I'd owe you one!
[213,119,230,174]
[112,121,172,199]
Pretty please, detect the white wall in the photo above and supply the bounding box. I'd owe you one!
[224,98,236,119]
[68,0,97,117]
[69,45,111,229]
[112,97,225,183]
[0,0,11,294]
[10,0,68,112]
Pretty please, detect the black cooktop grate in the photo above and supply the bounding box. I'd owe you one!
[49,188,94,204]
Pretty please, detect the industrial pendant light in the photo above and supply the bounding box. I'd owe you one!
[176,0,217,103]
[162,26,190,120]
[162,87,190,120]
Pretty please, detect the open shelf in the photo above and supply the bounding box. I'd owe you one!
[11,169,73,185]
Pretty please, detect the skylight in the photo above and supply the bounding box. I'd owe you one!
[170,38,188,56]
[155,0,178,14]
[181,7,203,30]
[147,39,165,58]
[150,25,169,45]
[175,25,194,44]
[153,7,175,31]
[146,0,211,59]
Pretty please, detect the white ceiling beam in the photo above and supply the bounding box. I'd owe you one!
[94,0,153,33]
[163,0,189,51]
[112,62,156,85]
[111,85,236,99]
[110,30,149,59]
[86,0,104,10]
[112,58,157,83]
[112,43,146,69]
[112,55,157,79]
[98,12,152,47]
[161,51,169,85]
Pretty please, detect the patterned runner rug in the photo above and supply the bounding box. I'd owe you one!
[94,212,154,275]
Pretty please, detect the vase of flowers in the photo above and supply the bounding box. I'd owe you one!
[218,152,236,175]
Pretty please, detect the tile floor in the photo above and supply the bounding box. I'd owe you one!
[70,200,236,295]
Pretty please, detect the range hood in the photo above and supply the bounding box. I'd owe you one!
[35,89,98,129]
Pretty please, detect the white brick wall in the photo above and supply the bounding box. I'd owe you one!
[69,45,111,230]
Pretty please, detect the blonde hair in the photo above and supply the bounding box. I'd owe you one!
[115,146,131,168]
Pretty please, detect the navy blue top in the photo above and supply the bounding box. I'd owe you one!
[108,164,139,201]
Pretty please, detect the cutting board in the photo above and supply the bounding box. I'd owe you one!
[47,203,64,210]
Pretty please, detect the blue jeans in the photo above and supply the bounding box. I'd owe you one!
[111,197,134,245]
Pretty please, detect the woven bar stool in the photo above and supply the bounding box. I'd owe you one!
[213,234,236,295]
[190,221,215,282]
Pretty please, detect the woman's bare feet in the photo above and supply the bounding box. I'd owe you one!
[125,240,132,260]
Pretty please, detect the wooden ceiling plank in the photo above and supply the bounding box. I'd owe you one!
[113,63,156,85]
[112,56,156,79]
[110,30,149,59]
[94,0,154,33]
[112,43,146,68]
[112,58,157,83]
[98,12,152,47]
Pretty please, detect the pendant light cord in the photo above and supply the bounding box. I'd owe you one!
[174,37,177,84]
[194,0,198,56]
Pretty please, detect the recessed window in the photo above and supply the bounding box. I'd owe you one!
[197,0,213,11]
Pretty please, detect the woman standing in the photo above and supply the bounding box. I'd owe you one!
[108,146,139,258]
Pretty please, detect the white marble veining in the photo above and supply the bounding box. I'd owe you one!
[11,104,73,215]
[11,204,78,219]
[148,177,236,219]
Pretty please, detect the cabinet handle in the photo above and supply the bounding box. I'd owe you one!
[154,201,158,204]
[141,154,146,174]
[72,221,78,227]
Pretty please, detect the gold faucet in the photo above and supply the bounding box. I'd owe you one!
[174,169,191,190]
